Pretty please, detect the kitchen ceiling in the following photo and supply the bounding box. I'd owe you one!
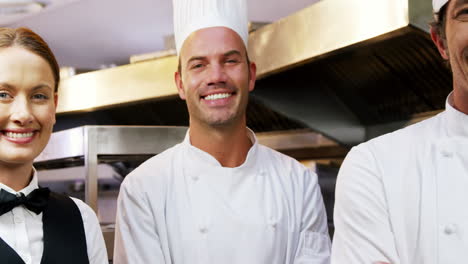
[3,0,320,69]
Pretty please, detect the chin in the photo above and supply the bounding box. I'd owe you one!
[209,119,239,127]
[0,151,39,165]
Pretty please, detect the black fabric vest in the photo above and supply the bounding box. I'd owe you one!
[0,192,89,264]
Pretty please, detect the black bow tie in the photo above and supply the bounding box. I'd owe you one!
[0,187,50,216]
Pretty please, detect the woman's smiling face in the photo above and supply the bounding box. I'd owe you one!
[0,46,57,166]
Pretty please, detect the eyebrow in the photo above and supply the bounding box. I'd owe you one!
[31,84,53,92]
[224,50,242,57]
[0,83,14,90]
[186,56,206,65]
[0,83,53,92]
[456,0,468,6]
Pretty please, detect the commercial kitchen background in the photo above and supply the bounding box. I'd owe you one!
[1,0,451,261]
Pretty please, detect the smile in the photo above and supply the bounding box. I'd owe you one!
[4,132,34,138]
[203,93,233,101]
[1,130,37,144]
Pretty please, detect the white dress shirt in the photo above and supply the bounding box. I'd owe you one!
[332,93,468,264]
[114,129,331,264]
[0,169,108,264]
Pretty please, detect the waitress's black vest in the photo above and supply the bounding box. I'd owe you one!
[0,192,89,264]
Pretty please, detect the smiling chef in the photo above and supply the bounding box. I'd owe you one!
[113,0,331,263]
[332,0,468,263]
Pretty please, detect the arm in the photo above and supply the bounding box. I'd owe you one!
[294,169,331,264]
[331,146,399,264]
[72,198,109,264]
[113,177,166,264]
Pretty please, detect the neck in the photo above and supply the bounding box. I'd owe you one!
[189,118,252,168]
[452,86,468,115]
[0,162,33,192]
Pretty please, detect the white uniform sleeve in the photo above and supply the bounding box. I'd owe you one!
[331,146,400,264]
[294,168,331,264]
[113,177,166,264]
[72,198,109,264]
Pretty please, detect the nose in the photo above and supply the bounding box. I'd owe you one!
[10,96,34,126]
[206,63,228,87]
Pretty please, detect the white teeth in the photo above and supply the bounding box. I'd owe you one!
[204,93,232,101]
[5,132,34,138]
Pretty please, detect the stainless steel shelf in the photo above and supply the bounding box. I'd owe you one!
[35,125,188,212]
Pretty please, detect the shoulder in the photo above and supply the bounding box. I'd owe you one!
[257,144,303,168]
[69,197,109,262]
[120,143,182,191]
[69,197,100,227]
[338,113,445,196]
[46,192,100,230]
[347,113,443,166]
[117,143,183,208]
[257,144,315,182]
[365,112,443,153]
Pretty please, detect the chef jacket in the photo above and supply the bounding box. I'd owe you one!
[114,128,331,264]
[0,169,108,264]
[332,93,468,264]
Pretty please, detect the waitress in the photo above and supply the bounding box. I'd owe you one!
[0,27,108,264]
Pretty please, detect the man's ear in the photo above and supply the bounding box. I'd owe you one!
[175,71,186,100]
[431,26,449,60]
[248,61,257,92]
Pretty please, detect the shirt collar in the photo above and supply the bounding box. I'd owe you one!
[445,92,468,138]
[0,167,39,196]
[182,127,258,169]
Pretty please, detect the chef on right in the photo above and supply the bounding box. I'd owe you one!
[332,0,468,263]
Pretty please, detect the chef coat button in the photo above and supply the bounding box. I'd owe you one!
[441,150,453,158]
[14,216,24,224]
[444,224,456,235]
[269,217,277,229]
[259,170,266,176]
[192,176,199,182]
[199,227,208,234]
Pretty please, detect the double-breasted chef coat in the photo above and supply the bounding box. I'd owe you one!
[114,129,331,264]
[332,93,468,264]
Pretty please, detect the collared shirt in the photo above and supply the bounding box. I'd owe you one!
[0,169,108,264]
[114,128,331,264]
[332,93,468,264]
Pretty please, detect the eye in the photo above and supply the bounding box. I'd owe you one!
[190,63,205,70]
[226,59,239,64]
[0,91,12,100]
[31,93,49,100]
[455,7,468,20]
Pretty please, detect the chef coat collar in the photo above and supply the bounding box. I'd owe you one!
[0,167,39,196]
[182,127,258,169]
[445,92,468,138]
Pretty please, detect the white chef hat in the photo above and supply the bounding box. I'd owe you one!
[172,0,249,54]
[433,0,449,12]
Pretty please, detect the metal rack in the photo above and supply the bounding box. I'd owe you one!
[34,125,188,212]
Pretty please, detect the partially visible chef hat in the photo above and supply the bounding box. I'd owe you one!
[173,0,249,54]
[433,0,449,12]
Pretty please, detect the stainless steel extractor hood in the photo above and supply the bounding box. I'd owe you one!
[55,0,449,147]
[250,0,450,146]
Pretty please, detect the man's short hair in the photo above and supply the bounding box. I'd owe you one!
[430,4,448,40]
